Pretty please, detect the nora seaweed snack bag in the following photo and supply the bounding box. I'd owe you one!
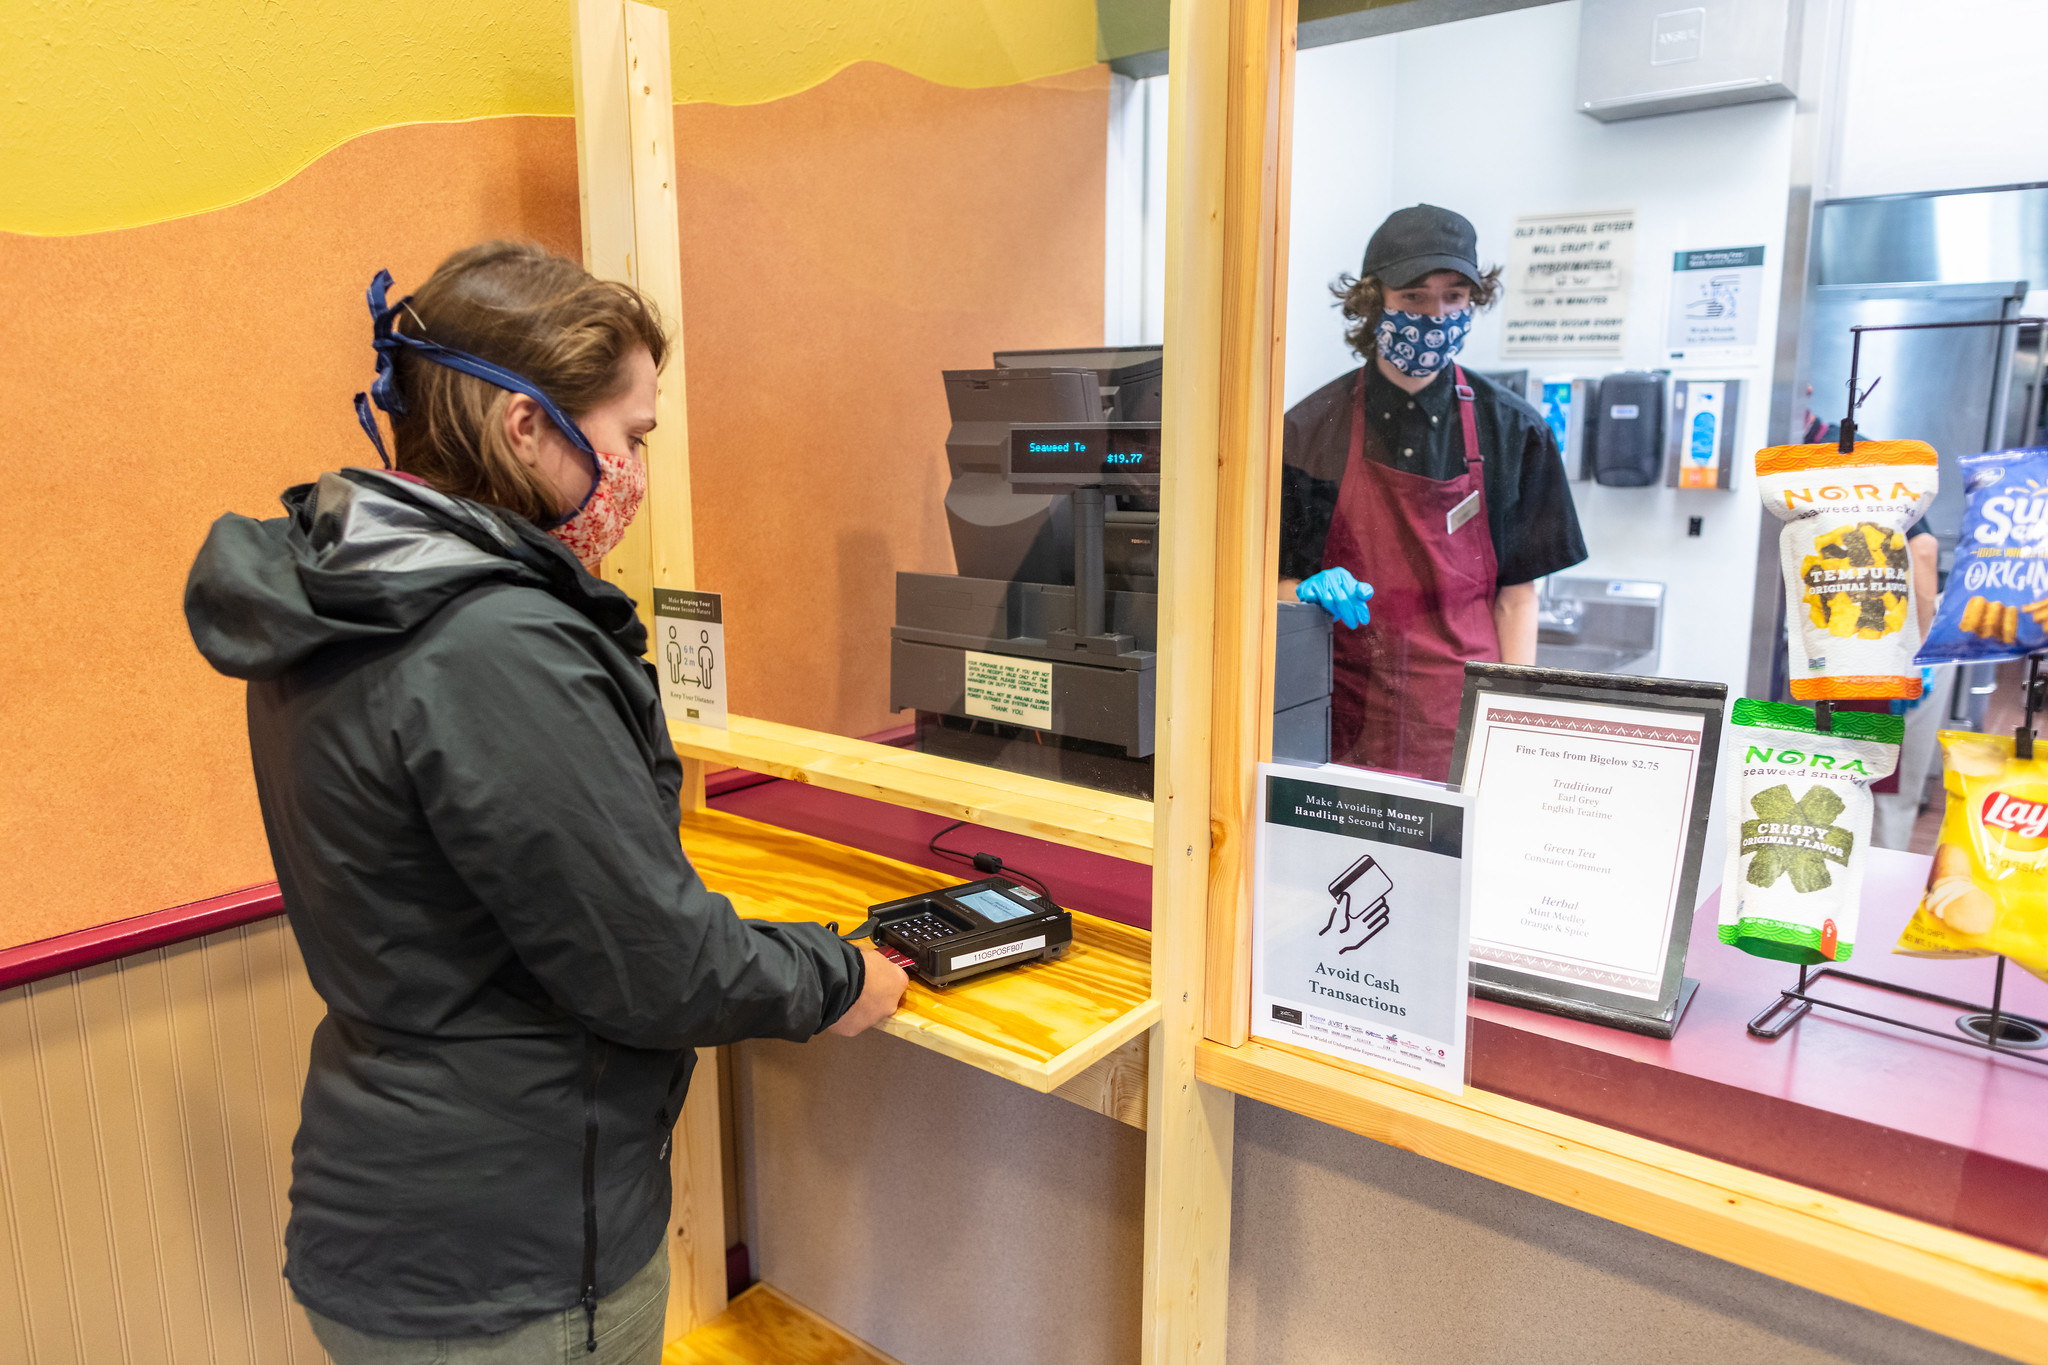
[1757,440,1937,699]
[1719,699,1901,964]
[1895,731,2048,983]
[1917,447,2048,664]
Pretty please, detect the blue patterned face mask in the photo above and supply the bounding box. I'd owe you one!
[1374,305,1473,377]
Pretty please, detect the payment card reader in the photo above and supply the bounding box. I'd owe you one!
[860,879,1073,986]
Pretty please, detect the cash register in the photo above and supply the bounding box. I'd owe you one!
[889,345,1334,797]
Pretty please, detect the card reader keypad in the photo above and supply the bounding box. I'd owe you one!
[888,913,954,948]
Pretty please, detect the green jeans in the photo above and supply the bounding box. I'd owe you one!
[301,1243,669,1365]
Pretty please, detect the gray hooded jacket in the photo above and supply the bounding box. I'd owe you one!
[185,468,862,1339]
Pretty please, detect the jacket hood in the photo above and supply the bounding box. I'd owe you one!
[186,468,646,680]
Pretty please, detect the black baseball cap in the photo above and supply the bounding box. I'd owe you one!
[1362,204,1480,288]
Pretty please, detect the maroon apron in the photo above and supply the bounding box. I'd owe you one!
[1322,364,1500,781]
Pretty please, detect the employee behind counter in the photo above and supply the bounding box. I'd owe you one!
[1279,204,1588,782]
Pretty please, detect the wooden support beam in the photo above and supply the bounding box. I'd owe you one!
[1145,1,1297,1356]
[667,1046,728,1343]
[1203,0,1297,1048]
[572,0,652,630]
[622,1,695,602]
[573,0,723,1338]
[619,0,705,817]
[1141,0,1292,1357]
[1051,1031,1149,1129]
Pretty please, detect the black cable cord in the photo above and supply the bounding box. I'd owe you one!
[927,820,1061,909]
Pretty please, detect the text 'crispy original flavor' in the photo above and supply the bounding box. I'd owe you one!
[1719,699,1901,965]
[1756,440,1938,700]
[1896,731,2048,984]
[1918,447,2048,665]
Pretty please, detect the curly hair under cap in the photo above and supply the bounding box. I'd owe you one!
[388,241,669,526]
[1332,266,1504,362]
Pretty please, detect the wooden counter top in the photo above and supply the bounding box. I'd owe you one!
[678,808,1157,1092]
[670,716,1154,864]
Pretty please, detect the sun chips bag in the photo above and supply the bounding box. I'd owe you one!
[1719,699,1901,965]
[1895,731,2048,984]
[1757,440,1938,699]
[1918,447,2048,665]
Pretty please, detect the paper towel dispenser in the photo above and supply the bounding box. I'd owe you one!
[1576,0,1802,123]
[1589,371,1667,486]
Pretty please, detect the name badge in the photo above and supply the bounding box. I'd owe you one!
[1447,491,1482,535]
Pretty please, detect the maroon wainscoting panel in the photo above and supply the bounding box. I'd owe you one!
[0,882,285,991]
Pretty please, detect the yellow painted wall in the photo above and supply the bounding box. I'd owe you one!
[0,0,1098,236]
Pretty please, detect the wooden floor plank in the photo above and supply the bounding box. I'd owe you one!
[664,1283,903,1365]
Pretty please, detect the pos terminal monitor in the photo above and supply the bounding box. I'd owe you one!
[1006,424,1163,490]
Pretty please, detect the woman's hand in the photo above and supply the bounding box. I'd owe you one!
[828,947,910,1037]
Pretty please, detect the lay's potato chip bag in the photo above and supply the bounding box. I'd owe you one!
[1757,440,1938,700]
[1895,730,2048,984]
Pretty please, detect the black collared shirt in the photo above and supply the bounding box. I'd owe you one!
[1279,363,1588,587]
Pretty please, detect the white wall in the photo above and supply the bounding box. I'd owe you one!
[1283,2,1799,700]
[1118,1,2048,692]
[1831,0,2048,200]
[1283,36,1398,405]
[1106,73,1169,347]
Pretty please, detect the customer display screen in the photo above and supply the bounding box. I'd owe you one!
[954,887,1035,923]
[1008,424,1161,485]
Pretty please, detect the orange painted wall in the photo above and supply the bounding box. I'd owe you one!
[0,117,581,949]
[0,63,1105,947]
[678,63,1107,739]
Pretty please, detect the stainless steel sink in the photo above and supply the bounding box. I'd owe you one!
[1534,576,1665,676]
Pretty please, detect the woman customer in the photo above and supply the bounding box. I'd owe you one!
[185,241,905,1364]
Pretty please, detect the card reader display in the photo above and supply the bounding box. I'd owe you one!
[863,878,1073,986]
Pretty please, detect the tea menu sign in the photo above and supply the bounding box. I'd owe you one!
[1452,664,1726,1037]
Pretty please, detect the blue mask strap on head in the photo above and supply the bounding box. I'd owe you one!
[351,270,600,525]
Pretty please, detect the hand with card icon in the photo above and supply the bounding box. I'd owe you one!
[827,946,909,1037]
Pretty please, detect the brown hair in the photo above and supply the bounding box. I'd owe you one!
[388,242,669,525]
[1331,266,1504,362]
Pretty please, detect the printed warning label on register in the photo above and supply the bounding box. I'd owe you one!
[963,651,1053,728]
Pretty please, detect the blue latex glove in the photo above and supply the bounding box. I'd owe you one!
[1295,567,1373,629]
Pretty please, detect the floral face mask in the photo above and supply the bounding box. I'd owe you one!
[546,447,646,571]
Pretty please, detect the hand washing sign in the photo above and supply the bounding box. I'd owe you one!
[1667,246,1765,359]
